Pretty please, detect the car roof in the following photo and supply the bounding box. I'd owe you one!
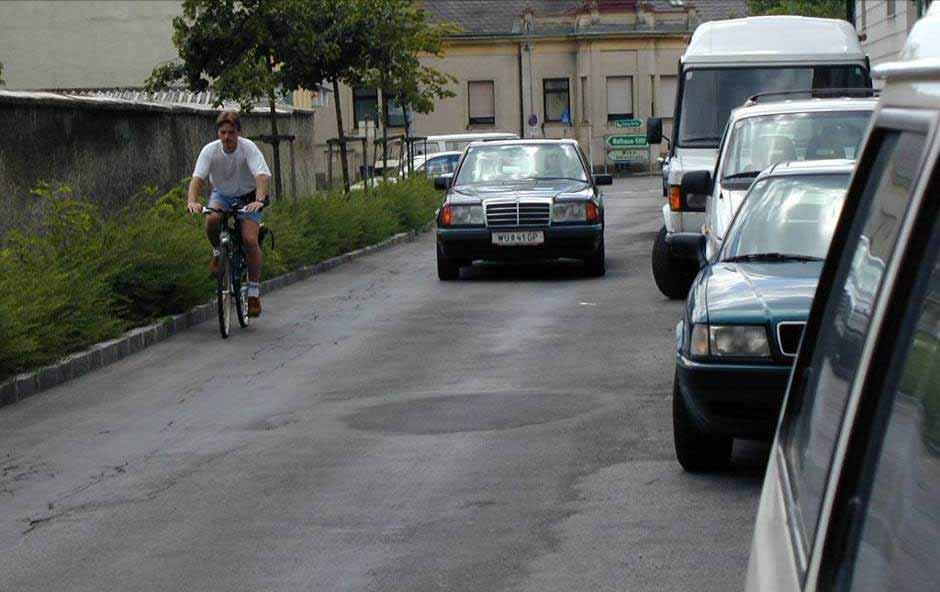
[416,151,463,159]
[729,97,878,121]
[465,139,580,148]
[758,158,856,180]
[684,16,865,65]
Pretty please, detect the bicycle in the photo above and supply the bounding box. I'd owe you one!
[202,199,271,338]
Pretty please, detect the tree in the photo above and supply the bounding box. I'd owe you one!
[146,0,294,200]
[360,0,458,177]
[746,0,846,19]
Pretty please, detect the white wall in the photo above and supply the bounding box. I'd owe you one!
[0,0,180,89]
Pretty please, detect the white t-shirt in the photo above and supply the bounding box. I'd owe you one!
[193,137,271,197]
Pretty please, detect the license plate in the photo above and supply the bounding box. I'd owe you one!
[491,231,545,246]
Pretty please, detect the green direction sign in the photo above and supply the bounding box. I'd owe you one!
[613,119,642,128]
[608,148,649,163]
[607,135,648,148]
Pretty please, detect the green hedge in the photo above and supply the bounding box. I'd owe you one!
[0,178,441,381]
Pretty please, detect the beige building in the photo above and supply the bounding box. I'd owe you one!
[852,0,934,85]
[319,0,747,175]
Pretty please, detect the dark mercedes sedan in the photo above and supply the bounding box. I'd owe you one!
[434,139,611,280]
[668,160,854,471]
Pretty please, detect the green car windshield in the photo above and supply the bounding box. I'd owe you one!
[454,144,588,185]
[721,173,851,262]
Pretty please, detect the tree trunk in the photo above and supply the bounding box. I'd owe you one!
[266,55,283,200]
[381,92,389,177]
[332,76,351,194]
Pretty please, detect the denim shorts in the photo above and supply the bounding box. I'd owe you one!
[208,190,263,225]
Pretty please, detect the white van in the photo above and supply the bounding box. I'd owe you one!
[646,16,871,298]
[412,132,520,156]
[746,6,940,590]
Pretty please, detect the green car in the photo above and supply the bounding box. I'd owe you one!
[669,159,854,472]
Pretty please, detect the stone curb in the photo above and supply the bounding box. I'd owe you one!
[0,223,433,410]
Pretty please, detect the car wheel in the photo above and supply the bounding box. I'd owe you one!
[673,373,732,472]
[584,238,606,277]
[437,244,460,281]
[652,226,696,299]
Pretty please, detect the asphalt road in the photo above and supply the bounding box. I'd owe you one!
[0,177,767,592]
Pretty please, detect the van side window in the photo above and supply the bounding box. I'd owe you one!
[843,222,940,591]
[782,129,926,553]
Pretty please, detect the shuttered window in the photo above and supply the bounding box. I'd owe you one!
[607,76,633,122]
[657,75,678,118]
[468,81,495,125]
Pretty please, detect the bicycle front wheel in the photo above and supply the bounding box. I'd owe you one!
[234,257,249,329]
[217,248,232,338]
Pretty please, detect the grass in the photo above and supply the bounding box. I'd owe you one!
[0,178,442,382]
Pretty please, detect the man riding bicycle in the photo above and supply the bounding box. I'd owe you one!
[187,111,271,317]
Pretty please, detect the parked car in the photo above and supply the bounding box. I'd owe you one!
[746,7,940,589]
[353,151,462,190]
[670,159,854,471]
[434,139,611,280]
[646,15,872,299]
[412,132,519,156]
[681,96,875,259]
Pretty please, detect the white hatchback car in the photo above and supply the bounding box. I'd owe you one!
[745,6,940,590]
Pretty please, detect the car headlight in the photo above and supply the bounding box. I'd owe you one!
[708,325,771,357]
[450,205,484,226]
[553,201,586,222]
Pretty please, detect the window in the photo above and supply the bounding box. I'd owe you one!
[887,0,896,18]
[353,87,378,126]
[581,76,589,123]
[422,154,460,176]
[468,81,495,126]
[677,65,870,148]
[543,78,570,124]
[455,143,587,185]
[607,76,634,122]
[838,218,940,592]
[657,75,678,118]
[781,128,926,556]
[385,94,406,128]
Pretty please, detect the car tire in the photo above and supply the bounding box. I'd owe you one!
[673,374,732,472]
[584,238,606,277]
[437,244,460,281]
[652,226,696,299]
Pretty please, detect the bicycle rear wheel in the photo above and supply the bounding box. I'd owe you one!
[234,255,250,328]
[217,247,232,338]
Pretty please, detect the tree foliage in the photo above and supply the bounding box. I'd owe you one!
[746,0,846,19]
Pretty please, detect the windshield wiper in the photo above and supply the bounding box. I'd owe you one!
[723,253,824,263]
[722,171,761,181]
[532,177,589,182]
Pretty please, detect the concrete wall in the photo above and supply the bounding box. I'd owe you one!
[0,0,181,90]
[0,92,316,235]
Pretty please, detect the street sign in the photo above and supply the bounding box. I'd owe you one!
[606,135,648,148]
[608,148,649,163]
[612,119,642,129]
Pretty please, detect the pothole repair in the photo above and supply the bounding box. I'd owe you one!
[344,392,598,435]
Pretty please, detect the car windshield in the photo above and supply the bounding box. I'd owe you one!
[721,173,851,262]
[678,65,869,148]
[721,111,871,179]
[454,144,588,185]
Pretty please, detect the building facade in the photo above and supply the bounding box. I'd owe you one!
[852,0,934,82]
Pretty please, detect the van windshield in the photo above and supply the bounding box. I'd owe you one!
[677,65,869,148]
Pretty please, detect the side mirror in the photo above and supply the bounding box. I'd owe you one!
[434,175,453,191]
[679,171,711,212]
[667,233,707,268]
[646,117,663,145]
[594,174,613,186]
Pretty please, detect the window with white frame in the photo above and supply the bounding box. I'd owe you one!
[657,75,678,118]
[468,81,495,126]
[607,76,634,122]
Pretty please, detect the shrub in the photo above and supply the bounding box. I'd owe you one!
[0,177,442,381]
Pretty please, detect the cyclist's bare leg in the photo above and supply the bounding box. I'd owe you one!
[240,219,262,283]
[205,212,223,247]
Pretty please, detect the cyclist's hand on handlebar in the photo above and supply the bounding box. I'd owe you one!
[187,201,203,215]
[243,200,265,213]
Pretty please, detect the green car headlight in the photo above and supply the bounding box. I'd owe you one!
[451,205,484,225]
[708,325,771,357]
[552,202,586,222]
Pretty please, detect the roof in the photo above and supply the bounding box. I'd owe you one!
[423,0,748,38]
[762,159,856,178]
[684,16,865,64]
[729,97,878,121]
[875,3,940,80]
